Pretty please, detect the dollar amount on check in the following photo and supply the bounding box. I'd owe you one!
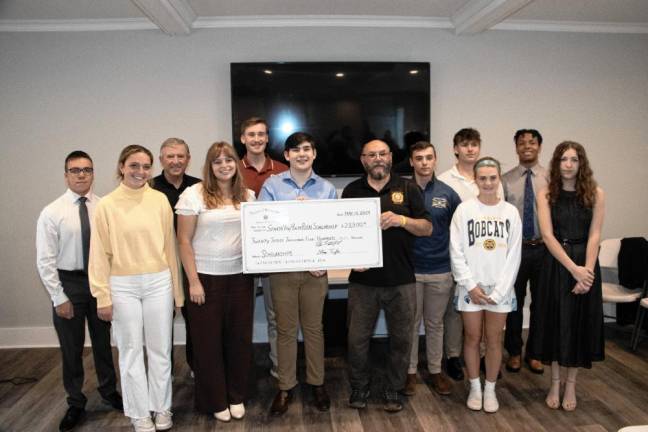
[241,198,383,273]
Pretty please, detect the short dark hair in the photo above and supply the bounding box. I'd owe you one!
[409,141,436,158]
[240,117,268,135]
[284,132,316,151]
[65,150,92,170]
[514,129,543,145]
[453,128,481,146]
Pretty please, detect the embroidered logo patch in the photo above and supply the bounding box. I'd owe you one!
[391,191,404,205]
[431,197,447,209]
[483,239,496,250]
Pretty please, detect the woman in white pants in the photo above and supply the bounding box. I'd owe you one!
[450,157,521,413]
[90,145,183,432]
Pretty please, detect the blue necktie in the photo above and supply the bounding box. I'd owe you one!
[523,169,535,240]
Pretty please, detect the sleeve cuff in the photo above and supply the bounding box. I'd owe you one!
[52,292,70,307]
[95,294,112,308]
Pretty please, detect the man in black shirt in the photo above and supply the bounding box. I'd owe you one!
[152,138,200,373]
[342,139,432,412]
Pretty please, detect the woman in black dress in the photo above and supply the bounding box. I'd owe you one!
[536,141,605,411]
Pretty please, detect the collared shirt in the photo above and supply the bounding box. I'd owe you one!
[342,174,431,287]
[240,154,288,197]
[438,164,504,202]
[412,175,462,274]
[36,188,99,306]
[258,170,337,202]
[502,163,549,240]
[152,172,201,230]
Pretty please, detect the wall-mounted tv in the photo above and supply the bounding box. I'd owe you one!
[231,62,430,177]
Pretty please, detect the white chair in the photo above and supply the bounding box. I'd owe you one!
[599,238,642,306]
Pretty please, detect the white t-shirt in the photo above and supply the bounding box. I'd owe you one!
[176,183,255,275]
[438,164,504,202]
[450,198,522,312]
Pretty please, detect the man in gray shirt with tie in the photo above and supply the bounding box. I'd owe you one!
[502,130,548,374]
[36,151,121,431]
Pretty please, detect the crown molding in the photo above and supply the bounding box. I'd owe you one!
[1,15,647,34]
[452,0,533,35]
[0,18,156,32]
[494,19,648,34]
[131,0,196,35]
[193,15,453,29]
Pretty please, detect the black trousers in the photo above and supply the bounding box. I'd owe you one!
[187,273,254,413]
[53,270,118,409]
[504,244,546,358]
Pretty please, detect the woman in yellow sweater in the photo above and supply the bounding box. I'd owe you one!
[89,145,183,432]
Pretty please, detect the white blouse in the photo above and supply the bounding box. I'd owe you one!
[176,183,255,275]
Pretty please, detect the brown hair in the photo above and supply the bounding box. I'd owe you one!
[547,141,597,208]
[240,117,268,135]
[201,142,249,209]
[116,145,153,180]
[409,141,436,158]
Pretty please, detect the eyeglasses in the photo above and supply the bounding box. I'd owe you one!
[66,167,94,175]
[361,151,390,160]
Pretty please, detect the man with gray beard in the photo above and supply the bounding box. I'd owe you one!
[342,140,432,412]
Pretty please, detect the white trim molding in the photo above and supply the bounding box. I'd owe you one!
[1,15,647,34]
[0,18,156,32]
[452,0,533,35]
[193,15,453,29]
[131,0,196,35]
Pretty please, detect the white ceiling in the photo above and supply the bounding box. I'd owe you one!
[1,0,647,34]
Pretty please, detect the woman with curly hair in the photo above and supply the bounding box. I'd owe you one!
[535,141,605,411]
[176,142,255,422]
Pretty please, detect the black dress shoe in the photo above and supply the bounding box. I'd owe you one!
[312,385,331,412]
[446,357,464,381]
[102,392,123,411]
[270,389,293,416]
[59,406,85,432]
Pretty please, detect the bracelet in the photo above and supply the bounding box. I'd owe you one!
[400,215,407,227]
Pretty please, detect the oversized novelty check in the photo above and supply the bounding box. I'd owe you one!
[241,198,383,273]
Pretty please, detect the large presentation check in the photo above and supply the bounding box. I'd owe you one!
[241,198,383,273]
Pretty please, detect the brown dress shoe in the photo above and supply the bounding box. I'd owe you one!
[312,385,331,412]
[525,357,544,374]
[402,373,417,396]
[270,390,293,416]
[506,355,521,372]
[430,373,452,395]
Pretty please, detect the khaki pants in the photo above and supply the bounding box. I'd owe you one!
[269,271,328,390]
[409,272,455,374]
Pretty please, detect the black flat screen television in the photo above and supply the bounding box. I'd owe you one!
[231,62,430,176]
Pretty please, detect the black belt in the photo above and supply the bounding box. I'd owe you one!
[58,269,87,276]
[523,239,544,247]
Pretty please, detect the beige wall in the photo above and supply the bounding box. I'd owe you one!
[1,27,647,339]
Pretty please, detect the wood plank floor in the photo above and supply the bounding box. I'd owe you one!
[1,328,647,432]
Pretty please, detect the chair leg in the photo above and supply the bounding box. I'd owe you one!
[631,307,646,351]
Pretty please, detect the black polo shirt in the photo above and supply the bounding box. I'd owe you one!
[152,172,201,231]
[342,174,431,287]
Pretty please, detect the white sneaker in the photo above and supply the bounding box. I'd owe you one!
[466,387,483,411]
[483,389,499,413]
[229,403,245,419]
[214,408,231,422]
[154,410,173,430]
[131,416,155,432]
